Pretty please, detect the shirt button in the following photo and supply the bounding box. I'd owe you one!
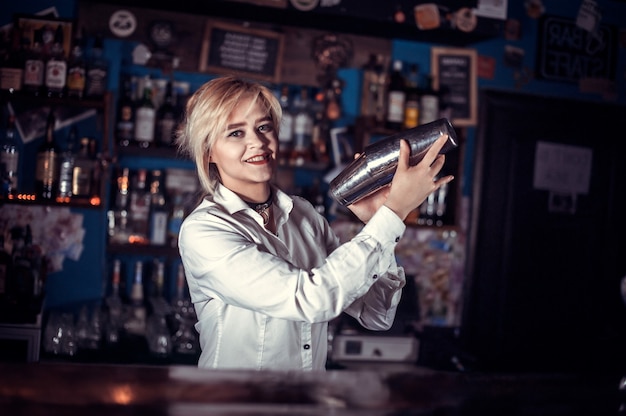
[303,344,310,350]
[372,274,378,279]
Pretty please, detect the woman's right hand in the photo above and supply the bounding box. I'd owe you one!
[384,134,454,221]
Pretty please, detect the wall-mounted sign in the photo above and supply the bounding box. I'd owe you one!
[431,47,477,127]
[199,21,284,83]
[536,15,617,84]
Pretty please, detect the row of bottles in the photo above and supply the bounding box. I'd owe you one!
[275,84,329,167]
[115,76,181,149]
[107,167,192,247]
[0,224,46,308]
[0,24,109,99]
[361,54,448,132]
[0,108,102,202]
[43,259,198,358]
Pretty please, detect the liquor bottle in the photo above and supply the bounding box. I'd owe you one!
[107,167,131,244]
[84,34,109,98]
[124,260,147,336]
[148,259,170,316]
[105,259,124,323]
[23,30,45,97]
[134,76,156,148]
[403,64,420,129]
[44,25,67,98]
[115,76,135,148]
[155,80,177,147]
[128,168,151,244]
[1,114,20,198]
[292,86,313,165]
[66,34,86,99]
[35,109,60,200]
[167,192,185,248]
[146,259,173,356]
[57,126,77,201]
[277,85,294,165]
[171,263,198,355]
[419,75,440,126]
[385,60,406,131]
[360,53,379,119]
[0,26,24,93]
[148,169,168,246]
[171,263,194,321]
[71,137,94,198]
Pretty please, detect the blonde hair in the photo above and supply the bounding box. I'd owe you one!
[176,76,282,196]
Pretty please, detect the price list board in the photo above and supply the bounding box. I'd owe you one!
[431,47,478,127]
[200,21,285,83]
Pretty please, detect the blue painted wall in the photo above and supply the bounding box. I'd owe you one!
[2,0,625,308]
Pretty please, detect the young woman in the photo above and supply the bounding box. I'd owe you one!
[176,75,453,370]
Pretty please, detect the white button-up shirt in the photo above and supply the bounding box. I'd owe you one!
[178,184,406,371]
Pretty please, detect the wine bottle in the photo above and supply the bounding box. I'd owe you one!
[115,76,135,148]
[35,109,60,200]
[148,169,168,246]
[1,114,20,198]
[385,60,406,131]
[134,77,156,148]
[0,26,24,93]
[155,81,177,147]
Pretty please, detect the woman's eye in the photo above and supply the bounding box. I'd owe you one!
[258,124,274,133]
[227,130,243,138]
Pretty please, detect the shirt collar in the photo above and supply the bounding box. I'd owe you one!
[212,183,294,219]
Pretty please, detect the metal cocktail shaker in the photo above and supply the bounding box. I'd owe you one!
[329,118,458,206]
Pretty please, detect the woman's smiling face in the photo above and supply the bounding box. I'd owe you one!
[209,94,278,198]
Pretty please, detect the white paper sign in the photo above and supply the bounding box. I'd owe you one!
[533,141,592,195]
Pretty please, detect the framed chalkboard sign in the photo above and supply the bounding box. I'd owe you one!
[199,21,285,83]
[431,47,477,127]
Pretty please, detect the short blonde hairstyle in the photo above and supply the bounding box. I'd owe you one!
[176,76,282,196]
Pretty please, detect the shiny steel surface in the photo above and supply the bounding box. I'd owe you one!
[329,118,458,206]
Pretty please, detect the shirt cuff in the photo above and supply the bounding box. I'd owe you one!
[360,205,406,246]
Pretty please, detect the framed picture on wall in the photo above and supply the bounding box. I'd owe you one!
[15,14,73,58]
[431,47,478,127]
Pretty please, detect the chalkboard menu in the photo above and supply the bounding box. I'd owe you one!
[200,22,284,83]
[431,47,477,127]
[536,15,616,84]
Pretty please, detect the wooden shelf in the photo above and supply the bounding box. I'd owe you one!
[107,243,179,258]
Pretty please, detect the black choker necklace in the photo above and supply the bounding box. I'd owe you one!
[245,191,273,226]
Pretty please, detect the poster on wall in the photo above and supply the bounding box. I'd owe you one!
[431,47,478,127]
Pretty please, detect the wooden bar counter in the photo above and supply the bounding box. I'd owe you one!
[0,362,624,415]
